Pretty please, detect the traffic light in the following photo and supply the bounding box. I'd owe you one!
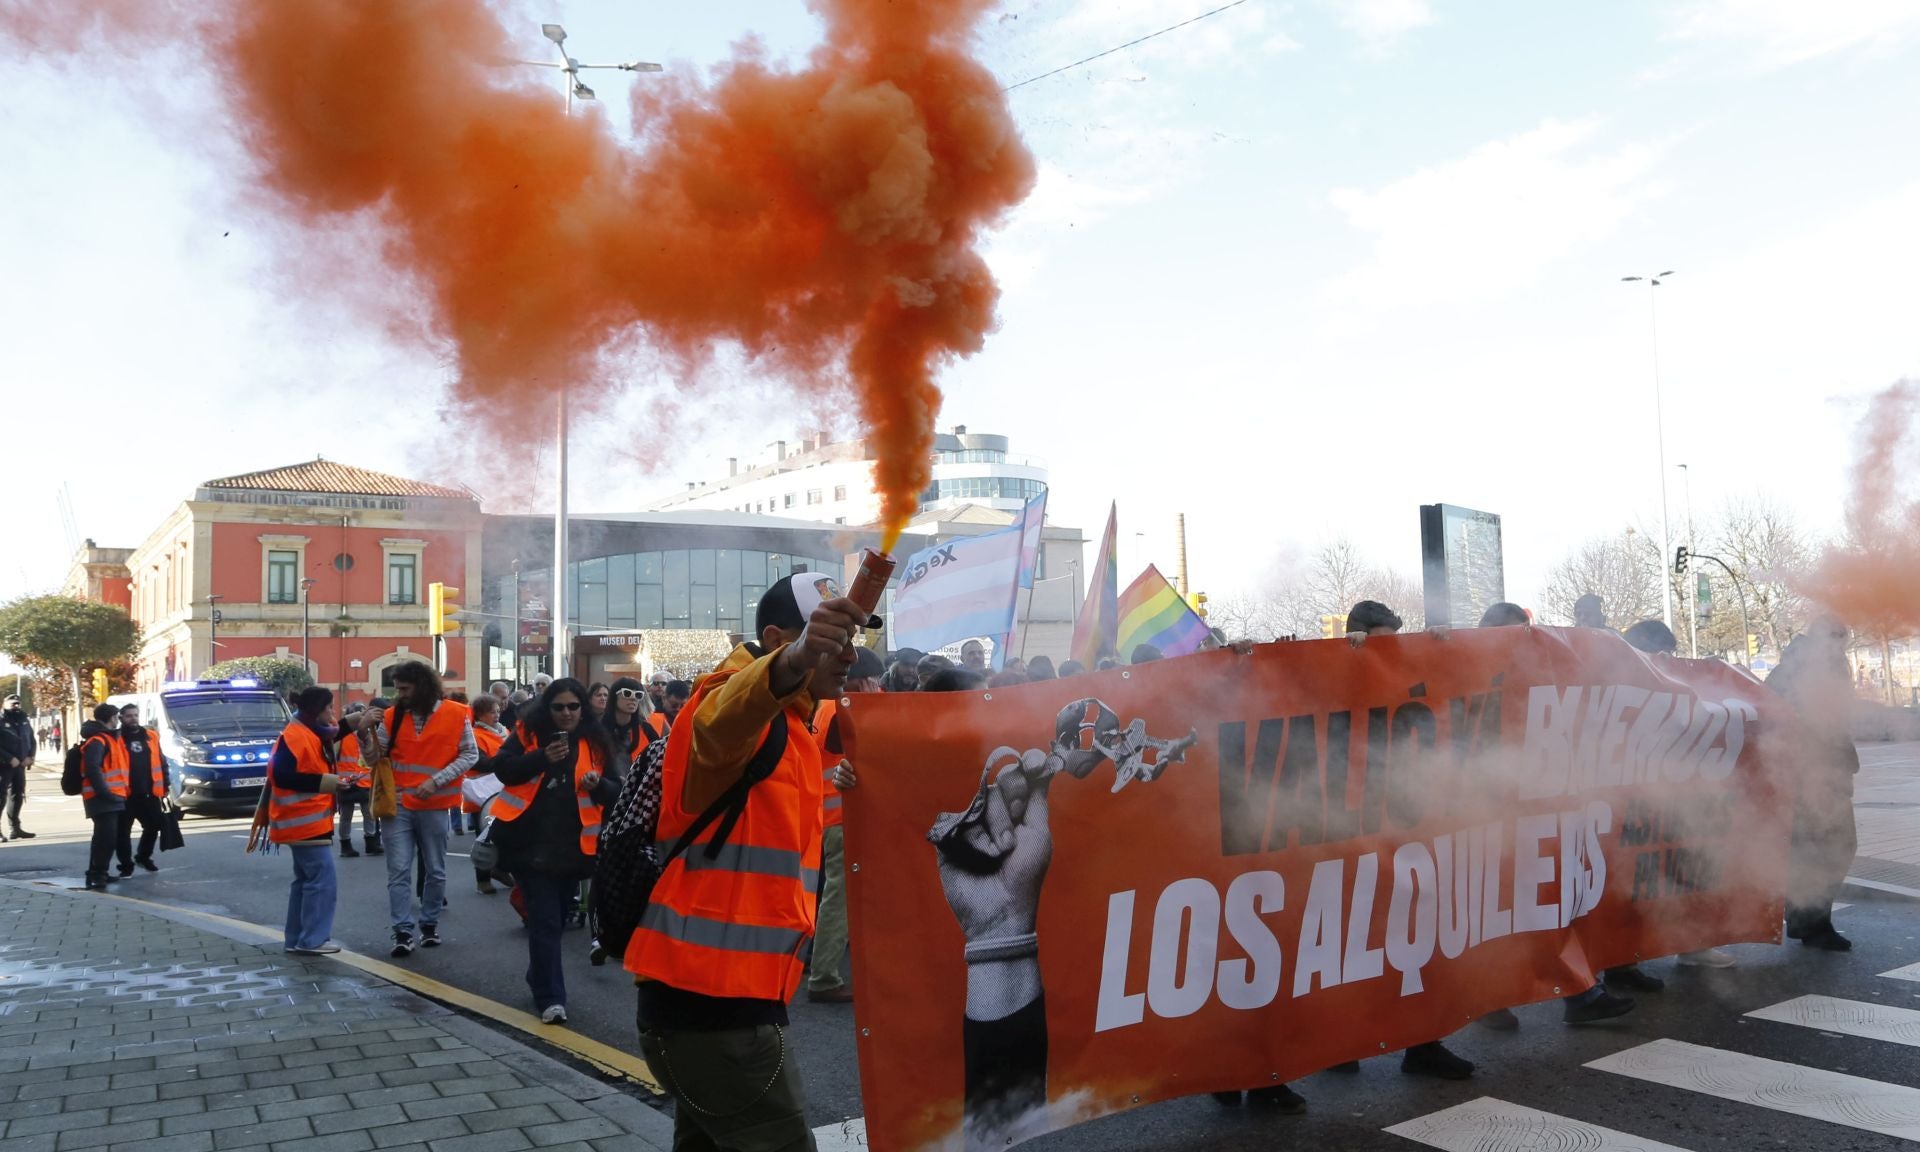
[428,582,462,637]
[1747,633,1760,658]
[1695,572,1713,622]
[1674,545,1689,575]
[1321,614,1346,639]
[91,667,110,703]
[1189,592,1209,619]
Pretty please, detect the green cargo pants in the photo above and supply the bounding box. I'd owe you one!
[638,1022,816,1152]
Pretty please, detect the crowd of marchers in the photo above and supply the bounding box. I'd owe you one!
[46,575,1865,1151]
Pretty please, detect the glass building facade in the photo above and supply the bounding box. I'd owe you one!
[520,547,843,633]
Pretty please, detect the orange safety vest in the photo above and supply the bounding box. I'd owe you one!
[647,711,669,737]
[487,736,608,856]
[463,726,506,814]
[383,702,469,811]
[815,699,843,830]
[83,732,130,801]
[336,732,369,789]
[124,727,168,799]
[624,674,824,1002]
[268,721,335,844]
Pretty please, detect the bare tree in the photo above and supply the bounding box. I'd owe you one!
[1361,568,1426,631]
[1696,497,1815,658]
[1541,533,1663,628]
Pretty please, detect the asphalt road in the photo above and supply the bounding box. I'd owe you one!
[5,774,1920,1151]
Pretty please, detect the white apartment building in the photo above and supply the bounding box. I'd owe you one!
[645,425,1048,526]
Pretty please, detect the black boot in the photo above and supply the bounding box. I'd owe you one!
[364,836,384,856]
[340,842,361,858]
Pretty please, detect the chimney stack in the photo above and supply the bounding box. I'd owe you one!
[728,457,738,477]
[774,440,787,462]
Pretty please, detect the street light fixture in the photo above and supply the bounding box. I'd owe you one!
[1622,270,1677,629]
[513,23,661,676]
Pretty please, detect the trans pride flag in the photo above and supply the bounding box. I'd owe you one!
[1069,503,1118,666]
[1116,565,1210,658]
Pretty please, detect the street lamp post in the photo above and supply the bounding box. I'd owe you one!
[1679,463,1698,658]
[205,594,223,676]
[517,23,661,678]
[300,578,317,671]
[1623,271,1677,629]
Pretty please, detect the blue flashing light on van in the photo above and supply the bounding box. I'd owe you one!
[109,679,291,813]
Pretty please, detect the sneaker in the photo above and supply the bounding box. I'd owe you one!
[1247,1084,1307,1114]
[1604,964,1665,994]
[289,944,343,955]
[1677,947,1736,968]
[1401,1041,1474,1081]
[588,940,607,966]
[391,930,416,957]
[133,857,159,873]
[808,986,854,1004]
[540,1004,568,1025]
[1564,991,1635,1025]
[1476,1008,1520,1032]
[419,924,442,948]
[476,878,496,894]
[340,843,361,858]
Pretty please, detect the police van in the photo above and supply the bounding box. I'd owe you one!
[107,679,291,813]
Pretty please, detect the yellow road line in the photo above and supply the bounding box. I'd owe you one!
[32,881,661,1091]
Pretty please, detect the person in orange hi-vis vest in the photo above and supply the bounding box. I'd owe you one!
[806,645,887,1006]
[270,687,346,954]
[112,701,172,874]
[465,694,509,893]
[80,704,130,891]
[486,678,624,1023]
[334,705,378,858]
[626,574,873,1151]
[357,661,477,957]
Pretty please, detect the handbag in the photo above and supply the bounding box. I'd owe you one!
[369,709,401,820]
[158,797,186,852]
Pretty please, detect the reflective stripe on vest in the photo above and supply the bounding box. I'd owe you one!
[386,702,469,810]
[814,700,843,829]
[83,734,130,801]
[624,664,824,1002]
[487,738,606,856]
[269,722,334,844]
[336,733,369,788]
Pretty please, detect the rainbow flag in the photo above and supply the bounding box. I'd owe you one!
[1116,565,1210,658]
[1069,503,1118,666]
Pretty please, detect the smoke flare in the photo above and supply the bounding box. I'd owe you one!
[8,0,1035,539]
[1801,380,1920,638]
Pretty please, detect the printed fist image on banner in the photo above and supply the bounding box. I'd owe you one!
[837,627,1795,1152]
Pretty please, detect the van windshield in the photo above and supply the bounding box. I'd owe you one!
[164,696,289,739]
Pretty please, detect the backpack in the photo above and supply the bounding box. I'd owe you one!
[61,743,86,797]
[591,716,790,963]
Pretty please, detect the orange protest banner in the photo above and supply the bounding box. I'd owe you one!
[838,626,1793,1151]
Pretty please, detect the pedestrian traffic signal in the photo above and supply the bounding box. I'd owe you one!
[91,667,109,703]
[1674,545,1689,575]
[428,583,462,637]
[1320,615,1346,639]
[1695,572,1713,622]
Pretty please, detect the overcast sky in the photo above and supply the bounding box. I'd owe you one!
[4,0,1917,615]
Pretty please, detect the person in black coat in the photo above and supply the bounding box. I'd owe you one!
[0,694,36,840]
[114,702,173,873]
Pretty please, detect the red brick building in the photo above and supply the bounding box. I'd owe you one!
[123,460,484,703]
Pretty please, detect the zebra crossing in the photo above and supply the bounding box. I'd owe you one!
[1391,960,1920,1151]
[804,936,1920,1152]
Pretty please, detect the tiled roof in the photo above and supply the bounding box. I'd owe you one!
[200,458,473,500]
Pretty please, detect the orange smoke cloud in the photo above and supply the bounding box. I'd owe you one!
[1802,380,1920,638]
[11,0,1034,537]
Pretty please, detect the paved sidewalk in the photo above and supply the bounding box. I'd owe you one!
[1852,741,1920,895]
[0,881,673,1152]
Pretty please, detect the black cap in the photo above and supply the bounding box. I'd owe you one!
[849,647,887,682]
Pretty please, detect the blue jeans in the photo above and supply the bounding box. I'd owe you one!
[520,870,573,1010]
[381,806,449,933]
[285,843,338,950]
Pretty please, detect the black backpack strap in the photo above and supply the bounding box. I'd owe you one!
[661,714,792,867]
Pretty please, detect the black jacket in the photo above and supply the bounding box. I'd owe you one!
[80,721,126,817]
[0,709,31,769]
[484,730,623,877]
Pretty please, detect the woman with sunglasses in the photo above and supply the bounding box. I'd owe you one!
[602,676,656,767]
[482,677,624,1023]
